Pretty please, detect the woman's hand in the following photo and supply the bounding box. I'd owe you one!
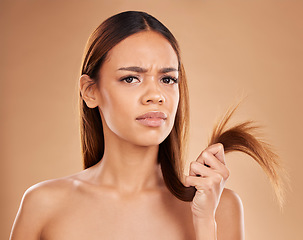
[185,143,229,221]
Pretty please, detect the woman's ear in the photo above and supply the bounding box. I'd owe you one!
[79,74,99,108]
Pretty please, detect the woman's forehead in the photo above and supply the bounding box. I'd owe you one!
[104,31,179,69]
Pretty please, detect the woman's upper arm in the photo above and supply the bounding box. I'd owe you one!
[215,188,245,240]
[10,182,57,240]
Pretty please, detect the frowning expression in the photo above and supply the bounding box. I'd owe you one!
[96,31,180,146]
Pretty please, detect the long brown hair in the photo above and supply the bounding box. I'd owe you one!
[79,11,285,205]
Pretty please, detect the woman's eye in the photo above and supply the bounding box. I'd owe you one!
[161,77,178,85]
[121,76,139,83]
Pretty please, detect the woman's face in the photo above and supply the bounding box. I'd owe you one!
[96,31,179,146]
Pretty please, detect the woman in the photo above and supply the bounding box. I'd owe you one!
[10,11,283,240]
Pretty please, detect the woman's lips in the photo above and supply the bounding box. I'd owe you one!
[136,111,167,127]
[136,118,165,127]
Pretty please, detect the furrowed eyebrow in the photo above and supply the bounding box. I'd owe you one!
[159,67,178,73]
[118,66,147,73]
[117,66,178,73]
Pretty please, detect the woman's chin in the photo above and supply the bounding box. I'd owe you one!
[134,138,167,147]
[128,133,170,147]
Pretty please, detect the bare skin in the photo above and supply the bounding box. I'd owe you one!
[10,167,242,240]
[10,31,244,239]
[11,166,196,240]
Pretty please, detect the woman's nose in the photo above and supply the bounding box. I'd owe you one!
[141,81,165,105]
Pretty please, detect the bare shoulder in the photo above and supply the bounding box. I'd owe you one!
[22,177,76,208]
[215,188,245,240]
[217,188,244,215]
[10,176,81,240]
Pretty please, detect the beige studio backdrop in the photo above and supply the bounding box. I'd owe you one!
[1,0,302,239]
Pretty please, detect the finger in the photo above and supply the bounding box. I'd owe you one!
[189,161,229,181]
[196,150,225,171]
[189,161,216,177]
[185,175,221,191]
[207,143,225,165]
[198,143,225,166]
[184,175,208,189]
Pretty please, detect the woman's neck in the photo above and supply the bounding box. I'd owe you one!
[91,131,165,195]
